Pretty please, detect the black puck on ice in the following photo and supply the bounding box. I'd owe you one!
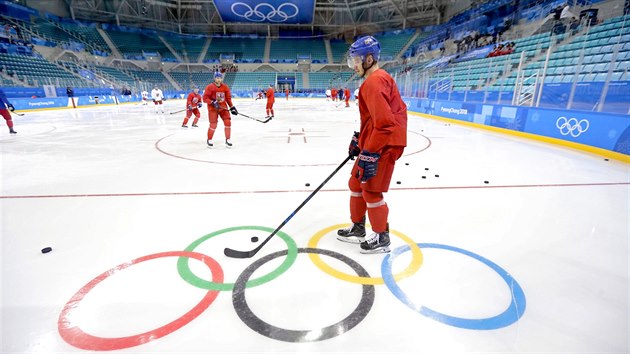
[251,236,259,243]
[405,163,409,166]
[396,181,401,184]
[41,247,52,254]
[604,158,609,161]
[424,168,429,170]
[435,174,439,177]
[422,176,426,179]
[484,181,489,184]
[305,183,310,187]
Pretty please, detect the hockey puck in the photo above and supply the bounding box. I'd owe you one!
[251,236,259,243]
[424,168,429,170]
[604,158,609,161]
[484,181,489,184]
[405,163,409,166]
[422,176,426,179]
[435,174,439,177]
[396,181,401,184]
[41,247,52,254]
[305,183,310,187]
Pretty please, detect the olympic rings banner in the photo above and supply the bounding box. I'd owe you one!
[214,0,315,24]
[409,98,630,155]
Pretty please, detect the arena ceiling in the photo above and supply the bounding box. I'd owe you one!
[59,0,448,37]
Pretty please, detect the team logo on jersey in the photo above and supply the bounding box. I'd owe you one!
[216,92,225,102]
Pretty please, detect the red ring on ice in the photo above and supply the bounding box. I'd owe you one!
[58,251,223,351]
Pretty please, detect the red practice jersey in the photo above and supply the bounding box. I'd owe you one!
[344,88,351,100]
[266,87,275,103]
[187,92,202,107]
[203,83,234,111]
[357,69,407,152]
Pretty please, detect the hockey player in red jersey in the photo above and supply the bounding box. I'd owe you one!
[265,84,275,119]
[203,72,238,147]
[0,88,17,134]
[181,86,202,128]
[337,35,407,254]
[344,87,351,107]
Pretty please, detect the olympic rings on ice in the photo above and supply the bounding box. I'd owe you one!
[382,243,526,329]
[58,225,526,349]
[232,248,374,342]
[307,223,423,284]
[58,251,223,351]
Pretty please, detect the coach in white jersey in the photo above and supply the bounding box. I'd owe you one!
[151,87,164,113]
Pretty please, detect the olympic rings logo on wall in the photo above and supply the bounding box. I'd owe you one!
[58,224,526,351]
[231,2,299,23]
[556,116,590,137]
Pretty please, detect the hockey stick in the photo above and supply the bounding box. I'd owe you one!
[239,112,272,123]
[218,107,271,123]
[224,155,353,259]
[169,108,188,115]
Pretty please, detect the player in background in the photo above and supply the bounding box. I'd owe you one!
[265,84,275,119]
[354,87,360,106]
[325,88,332,101]
[337,87,344,102]
[0,88,17,134]
[255,89,264,100]
[337,35,407,254]
[141,90,149,105]
[344,87,351,107]
[151,86,164,114]
[285,88,290,100]
[331,88,338,101]
[181,86,202,128]
[203,71,238,147]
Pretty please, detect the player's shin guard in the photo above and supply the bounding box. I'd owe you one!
[337,191,367,243]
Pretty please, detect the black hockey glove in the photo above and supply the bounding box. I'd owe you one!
[348,131,360,159]
[229,106,238,115]
[211,100,220,110]
[197,102,203,108]
[357,151,380,182]
[187,104,193,111]
[7,103,15,112]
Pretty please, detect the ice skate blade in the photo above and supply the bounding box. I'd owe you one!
[336,236,365,244]
[360,246,390,254]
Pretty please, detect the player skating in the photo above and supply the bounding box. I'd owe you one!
[0,88,17,134]
[337,35,408,254]
[181,86,202,128]
[151,86,164,114]
[344,87,351,107]
[203,72,238,147]
[265,84,275,119]
[325,88,331,101]
[141,90,149,105]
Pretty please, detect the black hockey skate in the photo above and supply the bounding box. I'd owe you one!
[337,218,366,244]
[225,139,233,148]
[207,139,213,147]
[360,230,391,254]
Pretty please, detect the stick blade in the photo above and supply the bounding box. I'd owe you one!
[223,247,255,258]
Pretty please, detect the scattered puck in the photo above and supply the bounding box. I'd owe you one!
[422,176,426,179]
[405,163,409,166]
[484,181,489,184]
[305,183,310,187]
[251,236,259,243]
[604,158,609,161]
[435,174,439,177]
[424,168,429,170]
[41,247,52,254]
[396,181,401,184]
